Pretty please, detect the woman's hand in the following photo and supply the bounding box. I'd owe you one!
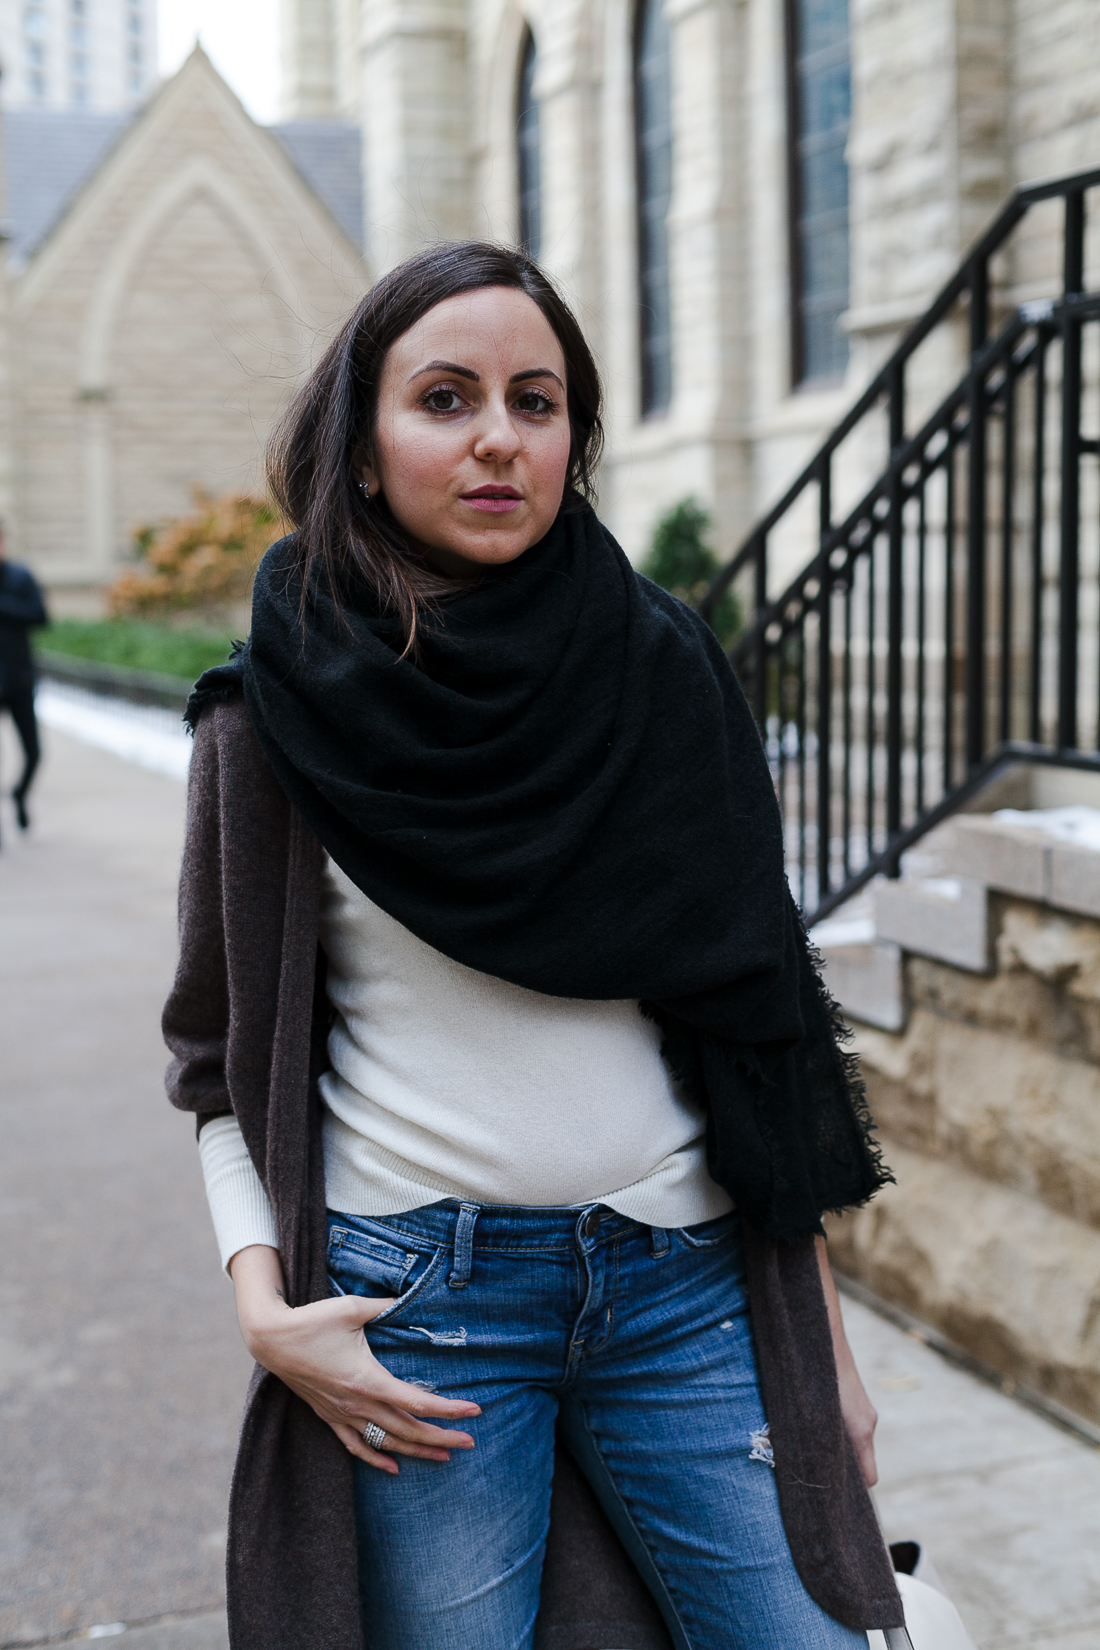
[228,1244,480,1475]
[814,1235,878,1487]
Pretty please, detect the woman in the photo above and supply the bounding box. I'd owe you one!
[165,242,905,1650]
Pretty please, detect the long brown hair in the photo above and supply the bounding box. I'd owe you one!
[267,242,604,649]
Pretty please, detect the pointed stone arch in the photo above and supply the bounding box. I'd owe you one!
[79,153,301,393]
[68,156,305,568]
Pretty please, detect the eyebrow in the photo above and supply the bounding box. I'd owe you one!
[510,366,566,391]
[409,360,479,383]
[408,360,566,392]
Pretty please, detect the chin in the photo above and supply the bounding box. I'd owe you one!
[452,527,536,560]
[462,544,531,568]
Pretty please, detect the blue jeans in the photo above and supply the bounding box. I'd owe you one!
[326,1201,867,1650]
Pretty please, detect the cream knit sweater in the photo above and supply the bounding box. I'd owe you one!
[200,859,730,1268]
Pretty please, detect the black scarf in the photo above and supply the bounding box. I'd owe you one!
[188,505,887,1241]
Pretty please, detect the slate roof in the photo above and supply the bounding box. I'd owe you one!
[2,108,364,271]
[4,109,131,269]
[268,121,363,248]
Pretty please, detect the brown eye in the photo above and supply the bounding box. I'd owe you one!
[423,388,464,412]
[514,390,554,414]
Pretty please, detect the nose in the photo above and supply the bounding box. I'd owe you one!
[472,394,522,463]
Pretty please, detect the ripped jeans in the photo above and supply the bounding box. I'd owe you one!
[326,1201,868,1650]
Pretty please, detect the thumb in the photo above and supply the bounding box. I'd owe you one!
[342,1293,398,1327]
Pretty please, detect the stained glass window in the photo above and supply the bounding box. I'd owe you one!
[517,30,541,260]
[787,0,851,383]
[635,0,672,415]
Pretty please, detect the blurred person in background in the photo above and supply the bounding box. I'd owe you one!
[165,245,905,1650]
[0,523,48,837]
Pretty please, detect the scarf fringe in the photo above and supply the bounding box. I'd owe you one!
[798,914,895,1219]
[183,645,247,733]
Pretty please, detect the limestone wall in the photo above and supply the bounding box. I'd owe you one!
[823,790,1100,1429]
[19,1,1100,593]
[223,0,1100,595]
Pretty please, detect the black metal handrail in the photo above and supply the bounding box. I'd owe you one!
[36,649,193,711]
[702,167,1100,924]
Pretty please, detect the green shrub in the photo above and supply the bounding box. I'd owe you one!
[639,499,741,649]
[38,619,237,682]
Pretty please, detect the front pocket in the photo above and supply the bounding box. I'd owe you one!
[366,1245,451,1326]
[327,1222,425,1300]
[326,1219,453,1328]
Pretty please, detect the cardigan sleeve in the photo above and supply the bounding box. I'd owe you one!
[163,707,234,1132]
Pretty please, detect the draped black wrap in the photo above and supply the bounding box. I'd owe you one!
[187,504,887,1242]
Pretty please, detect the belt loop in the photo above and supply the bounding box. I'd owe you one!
[448,1203,479,1289]
[650,1226,670,1258]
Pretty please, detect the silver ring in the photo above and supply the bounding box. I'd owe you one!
[362,1421,387,1451]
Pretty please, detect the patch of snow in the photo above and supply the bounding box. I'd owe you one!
[993,805,1100,853]
[36,682,190,781]
[810,915,877,948]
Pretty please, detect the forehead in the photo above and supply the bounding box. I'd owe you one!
[388,287,566,375]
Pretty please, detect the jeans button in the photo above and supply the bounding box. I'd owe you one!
[584,1210,602,1238]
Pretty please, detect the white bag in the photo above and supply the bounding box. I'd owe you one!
[867,1542,978,1650]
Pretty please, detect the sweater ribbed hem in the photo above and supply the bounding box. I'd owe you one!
[198,1112,733,1278]
[198,1115,279,1271]
[322,1112,732,1228]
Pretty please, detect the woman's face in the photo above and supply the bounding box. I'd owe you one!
[362,286,573,578]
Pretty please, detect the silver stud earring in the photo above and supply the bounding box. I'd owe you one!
[359,480,371,500]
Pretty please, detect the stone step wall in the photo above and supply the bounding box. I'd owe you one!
[821,766,1100,1430]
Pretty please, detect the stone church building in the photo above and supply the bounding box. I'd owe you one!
[281,0,1100,582]
[3,47,364,596]
[4,0,1100,599]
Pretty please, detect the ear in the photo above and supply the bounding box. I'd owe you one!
[353,447,380,499]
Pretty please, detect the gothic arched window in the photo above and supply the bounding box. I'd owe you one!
[634,0,672,416]
[786,0,851,383]
[517,29,541,259]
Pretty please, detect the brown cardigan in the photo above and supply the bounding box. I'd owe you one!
[163,697,903,1649]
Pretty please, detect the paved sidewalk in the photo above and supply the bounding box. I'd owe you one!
[0,721,246,1648]
[1,714,1098,1648]
[844,1294,1100,1648]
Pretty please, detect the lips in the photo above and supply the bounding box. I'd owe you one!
[461,485,523,514]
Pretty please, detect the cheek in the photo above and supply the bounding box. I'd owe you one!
[528,423,573,496]
[378,422,460,499]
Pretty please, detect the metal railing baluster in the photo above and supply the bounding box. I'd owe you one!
[966,256,990,769]
[817,463,833,898]
[1058,190,1085,750]
[797,623,808,907]
[1030,334,1047,745]
[886,365,905,858]
[944,442,956,794]
[866,543,877,865]
[916,477,927,813]
[999,356,1016,744]
[843,573,853,881]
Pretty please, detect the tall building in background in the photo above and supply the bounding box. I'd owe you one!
[0,0,157,111]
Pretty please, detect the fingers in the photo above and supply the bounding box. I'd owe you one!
[859,1442,879,1488]
[328,1417,467,1473]
[331,1420,399,1473]
[370,1366,481,1421]
[368,1398,476,1452]
[319,1379,479,1469]
[348,1294,400,1325]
